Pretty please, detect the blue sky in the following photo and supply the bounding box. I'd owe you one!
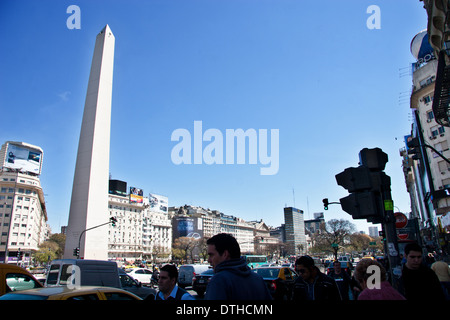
[0,0,427,234]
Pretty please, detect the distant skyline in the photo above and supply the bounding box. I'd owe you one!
[0,1,428,234]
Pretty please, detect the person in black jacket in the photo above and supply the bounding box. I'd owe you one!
[399,243,445,301]
[327,260,353,300]
[292,255,341,301]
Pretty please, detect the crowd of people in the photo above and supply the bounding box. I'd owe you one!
[152,233,449,301]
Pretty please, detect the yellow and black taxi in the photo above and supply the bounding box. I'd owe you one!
[253,266,298,300]
[0,263,43,296]
[0,285,142,300]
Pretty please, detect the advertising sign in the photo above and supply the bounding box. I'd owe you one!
[149,193,168,213]
[129,187,143,203]
[173,216,204,239]
[3,143,43,175]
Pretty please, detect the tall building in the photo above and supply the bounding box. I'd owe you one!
[401,30,450,250]
[368,226,379,238]
[64,25,115,259]
[283,207,306,255]
[0,141,49,264]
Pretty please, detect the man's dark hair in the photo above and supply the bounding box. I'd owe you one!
[160,264,178,280]
[207,233,241,259]
[404,242,423,256]
[295,255,315,269]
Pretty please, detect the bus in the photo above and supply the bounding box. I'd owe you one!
[242,255,267,268]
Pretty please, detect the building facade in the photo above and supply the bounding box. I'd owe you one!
[106,180,172,263]
[0,141,49,265]
[169,205,280,255]
[401,30,450,253]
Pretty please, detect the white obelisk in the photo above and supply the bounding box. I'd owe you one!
[64,25,115,259]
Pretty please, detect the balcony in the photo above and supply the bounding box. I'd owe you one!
[432,50,450,127]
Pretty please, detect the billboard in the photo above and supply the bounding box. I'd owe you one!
[129,187,143,203]
[149,193,168,213]
[173,216,203,239]
[109,179,127,197]
[3,143,43,175]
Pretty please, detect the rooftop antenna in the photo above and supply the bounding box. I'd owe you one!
[307,196,310,220]
[292,188,295,208]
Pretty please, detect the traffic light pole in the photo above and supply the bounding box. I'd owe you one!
[76,217,117,259]
[379,184,402,290]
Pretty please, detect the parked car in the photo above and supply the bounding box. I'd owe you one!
[118,268,156,300]
[0,286,142,300]
[178,264,211,289]
[253,267,297,300]
[126,268,153,286]
[192,268,215,296]
[0,264,43,296]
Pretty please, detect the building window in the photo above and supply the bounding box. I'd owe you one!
[431,126,446,137]
[438,160,450,173]
[443,178,450,189]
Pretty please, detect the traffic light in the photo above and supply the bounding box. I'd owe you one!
[110,217,117,227]
[336,166,382,220]
[406,137,422,160]
[17,248,22,260]
[322,198,329,210]
[73,247,80,257]
[359,147,388,171]
[335,148,391,222]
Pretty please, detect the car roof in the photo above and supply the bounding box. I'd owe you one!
[2,286,141,298]
[129,267,150,271]
[0,263,33,272]
[200,269,215,274]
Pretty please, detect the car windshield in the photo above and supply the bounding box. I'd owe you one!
[0,293,48,300]
[254,268,279,278]
[200,269,215,275]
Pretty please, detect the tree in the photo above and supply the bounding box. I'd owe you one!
[32,233,66,265]
[197,237,209,262]
[34,241,59,265]
[348,233,372,253]
[172,237,198,263]
[311,219,356,259]
[48,233,66,259]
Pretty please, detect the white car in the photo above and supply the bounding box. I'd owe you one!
[126,268,153,286]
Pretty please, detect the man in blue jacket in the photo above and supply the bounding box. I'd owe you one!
[204,233,272,300]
